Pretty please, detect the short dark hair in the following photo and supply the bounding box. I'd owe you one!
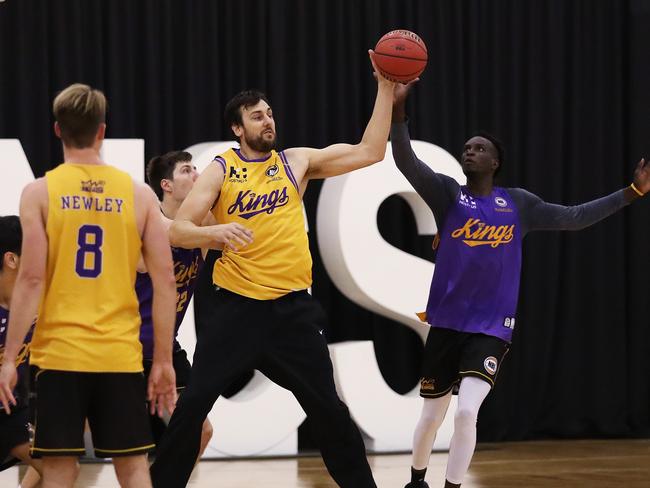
[471,131,505,176]
[224,90,270,142]
[0,215,22,272]
[146,151,193,200]
[53,83,107,149]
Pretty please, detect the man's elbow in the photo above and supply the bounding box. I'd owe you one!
[360,143,386,165]
[154,267,177,294]
[20,272,45,291]
[168,222,183,247]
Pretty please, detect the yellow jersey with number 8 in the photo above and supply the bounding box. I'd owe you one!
[30,163,143,372]
[211,149,312,299]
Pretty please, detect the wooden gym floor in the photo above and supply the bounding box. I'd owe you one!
[1,439,648,487]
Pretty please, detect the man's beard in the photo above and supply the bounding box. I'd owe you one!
[244,131,276,153]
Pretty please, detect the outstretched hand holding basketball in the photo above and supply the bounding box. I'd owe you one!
[369,50,394,85]
[393,78,419,106]
[373,30,428,83]
[391,79,419,122]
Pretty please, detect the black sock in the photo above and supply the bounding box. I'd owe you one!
[411,466,427,482]
[444,480,461,488]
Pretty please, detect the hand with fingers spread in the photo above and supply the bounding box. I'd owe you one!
[368,49,396,88]
[631,158,650,196]
[147,360,177,418]
[209,223,253,251]
[0,361,18,414]
[392,78,419,123]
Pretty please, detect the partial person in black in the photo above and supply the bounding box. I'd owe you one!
[0,215,42,488]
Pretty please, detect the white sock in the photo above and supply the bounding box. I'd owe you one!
[445,376,491,484]
[411,393,453,469]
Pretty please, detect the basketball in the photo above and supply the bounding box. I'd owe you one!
[373,30,428,83]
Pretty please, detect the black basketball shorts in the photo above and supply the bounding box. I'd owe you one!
[30,369,154,458]
[419,327,510,398]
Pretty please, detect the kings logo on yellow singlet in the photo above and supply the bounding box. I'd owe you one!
[211,149,312,299]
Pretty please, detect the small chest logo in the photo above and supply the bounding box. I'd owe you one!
[265,164,279,177]
[229,166,248,182]
[495,197,508,207]
[459,191,477,209]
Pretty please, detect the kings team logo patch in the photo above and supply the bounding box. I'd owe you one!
[265,164,279,177]
[484,356,498,376]
[420,378,435,392]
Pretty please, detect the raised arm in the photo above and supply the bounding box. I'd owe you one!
[283,51,395,188]
[169,162,253,251]
[512,158,650,235]
[0,180,48,413]
[390,81,460,224]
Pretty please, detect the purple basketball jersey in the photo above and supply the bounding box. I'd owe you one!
[137,247,204,360]
[425,187,522,342]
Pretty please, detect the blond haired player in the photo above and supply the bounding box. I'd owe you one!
[0,84,177,488]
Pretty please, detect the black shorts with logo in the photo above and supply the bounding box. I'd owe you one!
[0,406,30,471]
[30,368,154,458]
[420,327,510,398]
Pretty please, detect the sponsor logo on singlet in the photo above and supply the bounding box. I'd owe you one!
[459,191,477,209]
[227,187,290,220]
[451,218,515,248]
[228,166,248,182]
[81,179,106,193]
[484,356,498,375]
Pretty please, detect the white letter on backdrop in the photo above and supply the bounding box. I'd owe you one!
[318,140,465,451]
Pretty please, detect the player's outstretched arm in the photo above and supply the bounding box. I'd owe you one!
[169,162,253,251]
[139,184,177,417]
[389,79,460,222]
[0,180,47,413]
[512,159,650,234]
[285,51,395,183]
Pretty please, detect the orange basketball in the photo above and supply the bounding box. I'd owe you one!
[374,30,428,83]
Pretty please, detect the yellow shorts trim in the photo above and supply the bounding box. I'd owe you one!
[31,447,85,453]
[94,443,155,454]
[420,382,456,398]
[459,370,495,386]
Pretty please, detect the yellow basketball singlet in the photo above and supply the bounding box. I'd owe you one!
[30,163,143,372]
[212,149,312,299]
